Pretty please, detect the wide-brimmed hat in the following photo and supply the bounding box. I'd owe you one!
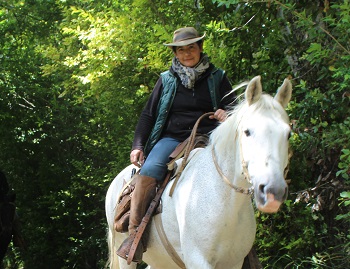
[164,27,205,47]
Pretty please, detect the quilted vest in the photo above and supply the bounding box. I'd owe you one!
[144,68,224,156]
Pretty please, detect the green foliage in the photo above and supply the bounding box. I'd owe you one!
[212,0,241,8]
[336,192,350,223]
[211,0,350,268]
[0,0,349,268]
[255,200,327,267]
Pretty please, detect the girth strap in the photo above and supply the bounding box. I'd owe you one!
[154,214,186,269]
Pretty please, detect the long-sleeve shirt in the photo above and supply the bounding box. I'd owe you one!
[132,64,236,152]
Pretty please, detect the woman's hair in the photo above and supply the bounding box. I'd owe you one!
[172,40,203,53]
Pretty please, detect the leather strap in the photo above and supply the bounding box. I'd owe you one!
[127,171,172,264]
[154,214,186,268]
[167,137,190,171]
[169,112,214,196]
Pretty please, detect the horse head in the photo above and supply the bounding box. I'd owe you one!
[241,76,292,213]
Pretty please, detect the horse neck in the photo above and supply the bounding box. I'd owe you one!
[209,116,253,191]
[210,137,244,184]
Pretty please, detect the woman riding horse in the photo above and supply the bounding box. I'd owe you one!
[116,26,236,262]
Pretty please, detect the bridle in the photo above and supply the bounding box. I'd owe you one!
[172,111,291,197]
[211,131,292,196]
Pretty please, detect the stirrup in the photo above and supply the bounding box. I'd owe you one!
[116,235,144,263]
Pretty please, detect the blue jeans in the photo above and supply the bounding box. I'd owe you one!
[140,137,180,182]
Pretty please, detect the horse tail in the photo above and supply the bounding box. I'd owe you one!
[106,226,120,269]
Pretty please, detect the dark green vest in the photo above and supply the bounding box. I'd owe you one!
[144,68,225,155]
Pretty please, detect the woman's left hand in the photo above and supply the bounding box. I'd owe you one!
[209,109,227,122]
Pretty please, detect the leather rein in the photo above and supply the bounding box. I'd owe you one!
[211,146,254,195]
[170,111,254,196]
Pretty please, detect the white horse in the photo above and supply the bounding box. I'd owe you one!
[105,75,292,269]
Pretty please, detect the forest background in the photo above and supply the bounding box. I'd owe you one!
[0,0,349,268]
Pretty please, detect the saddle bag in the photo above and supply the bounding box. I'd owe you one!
[114,182,135,233]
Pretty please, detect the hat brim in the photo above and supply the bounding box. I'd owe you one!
[163,33,206,47]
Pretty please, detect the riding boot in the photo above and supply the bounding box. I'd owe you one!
[116,174,157,263]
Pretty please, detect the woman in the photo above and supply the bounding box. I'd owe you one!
[117,27,236,262]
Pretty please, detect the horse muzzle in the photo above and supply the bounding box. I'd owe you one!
[255,181,288,213]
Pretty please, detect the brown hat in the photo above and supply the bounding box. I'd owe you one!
[164,27,205,47]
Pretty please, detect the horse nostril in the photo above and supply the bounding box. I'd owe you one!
[259,184,266,194]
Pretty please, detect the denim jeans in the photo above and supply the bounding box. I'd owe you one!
[140,137,180,182]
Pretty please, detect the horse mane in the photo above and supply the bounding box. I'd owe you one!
[209,92,290,154]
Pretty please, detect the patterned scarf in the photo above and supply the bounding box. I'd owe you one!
[171,54,210,89]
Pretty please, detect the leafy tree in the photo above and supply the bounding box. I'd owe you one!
[212,0,350,268]
[0,0,349,268]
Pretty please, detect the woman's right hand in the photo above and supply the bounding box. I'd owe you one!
[130,149,144,167]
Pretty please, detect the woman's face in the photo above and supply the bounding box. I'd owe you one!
[174,42,203,67]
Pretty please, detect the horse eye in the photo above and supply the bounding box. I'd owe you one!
[244,129,251,136]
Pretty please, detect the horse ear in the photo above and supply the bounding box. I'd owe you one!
[245,76,262,106]
[274,78,292,108]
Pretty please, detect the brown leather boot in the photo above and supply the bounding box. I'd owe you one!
[116,174,157,263]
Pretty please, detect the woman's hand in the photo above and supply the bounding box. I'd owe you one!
[130,149,144,167]
[209,109,227,122]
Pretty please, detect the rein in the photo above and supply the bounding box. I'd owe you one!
[170,111,254,196]
[211,147,254,196]
[169,112,215,197]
